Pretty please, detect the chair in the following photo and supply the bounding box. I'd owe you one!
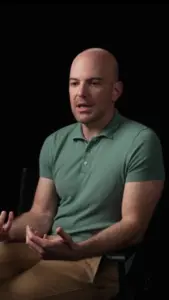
[17,167,163,299]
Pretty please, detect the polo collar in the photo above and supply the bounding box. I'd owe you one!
[72,110,123,141]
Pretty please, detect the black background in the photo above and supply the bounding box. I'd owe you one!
[0,3,168,296]
[1,3,168,217]
[0,4,168,210]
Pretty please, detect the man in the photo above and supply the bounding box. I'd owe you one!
[0,48,165,299]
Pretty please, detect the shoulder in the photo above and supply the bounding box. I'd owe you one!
[39,123,77,177]
[39,123,77,160]
[119,114,154,136]
[120,115,163,159]
[118,114,162,147]
[42,123,77,147]
[121,118,165,181]
[116,114,165,181]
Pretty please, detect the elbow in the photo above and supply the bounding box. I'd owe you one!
[132,233,144,245]
[30,206,54,220]
[29,209,53,229]
[132,226,147,245]
[123,219,146,246]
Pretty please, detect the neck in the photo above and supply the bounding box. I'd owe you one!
[81,108,116,141]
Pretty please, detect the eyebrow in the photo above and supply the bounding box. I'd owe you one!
[69,77,103,81]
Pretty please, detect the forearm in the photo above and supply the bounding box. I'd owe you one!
[77,220,142,259]
[8,211,52,243]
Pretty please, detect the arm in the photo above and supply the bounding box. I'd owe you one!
[8,177,58,243]
[9,134,58,243]
[76,128,165,259]
[77,180,164,258]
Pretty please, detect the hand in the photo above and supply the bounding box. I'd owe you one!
[0,211,14,242]
[26,226,80,260]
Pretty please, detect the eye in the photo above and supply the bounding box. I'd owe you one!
[91,81,101,86]
[69,81,78,86]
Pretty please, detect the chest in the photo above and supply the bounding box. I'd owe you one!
[52,138,127,199]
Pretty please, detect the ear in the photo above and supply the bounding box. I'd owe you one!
[112,81,123,103]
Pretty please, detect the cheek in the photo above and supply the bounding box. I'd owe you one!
[94,93,110,107]
[95,99,112,114]
[70,99,77,114]
[69,95,75,107]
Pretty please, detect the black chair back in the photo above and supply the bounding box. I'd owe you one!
[17,166,39,215]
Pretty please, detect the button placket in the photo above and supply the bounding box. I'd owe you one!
[83,142,92,168]
[81,138,98,172]
[81,147,90,172]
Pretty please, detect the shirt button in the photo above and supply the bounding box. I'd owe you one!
[84,161,87,166]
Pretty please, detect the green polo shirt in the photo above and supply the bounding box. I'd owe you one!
[39,111,165,242]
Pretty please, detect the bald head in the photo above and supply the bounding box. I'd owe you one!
[69,48,123,127]
[70,48,119,82]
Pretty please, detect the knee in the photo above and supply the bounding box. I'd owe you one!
[0,243,25,262]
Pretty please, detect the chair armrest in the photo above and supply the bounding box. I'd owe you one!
[106,245,141,262]
[105,245,142,299]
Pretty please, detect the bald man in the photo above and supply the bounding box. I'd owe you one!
[69,48,121,139]
[0,48,165,299]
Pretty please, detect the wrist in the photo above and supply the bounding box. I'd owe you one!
[74,243,85,260]
[75,240,96,260]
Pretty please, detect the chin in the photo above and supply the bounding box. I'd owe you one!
[75,115,94,124]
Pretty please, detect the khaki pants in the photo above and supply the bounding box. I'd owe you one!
[0,243,119,300]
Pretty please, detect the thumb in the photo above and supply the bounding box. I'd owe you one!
[56,227,73,247]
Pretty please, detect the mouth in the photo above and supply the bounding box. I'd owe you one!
[77,104,92,108]
[76,104,93,113]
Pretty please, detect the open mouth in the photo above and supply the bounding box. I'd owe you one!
[77,104,92,108]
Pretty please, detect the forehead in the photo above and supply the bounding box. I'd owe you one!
[70,56,109,80]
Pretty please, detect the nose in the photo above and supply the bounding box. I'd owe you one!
[77,82,88,97]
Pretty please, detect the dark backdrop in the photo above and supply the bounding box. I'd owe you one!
[1,3,168,217]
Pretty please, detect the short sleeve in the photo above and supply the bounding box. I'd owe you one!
[125,128,165,182]
[39,135,53,179]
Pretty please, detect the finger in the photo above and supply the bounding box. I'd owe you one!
[26,226,38,243]
[26,239,44,256]
[26,225,34,237]
[27,226,47,248]
[3,211,14,231]
[34,229,42,237]
[8,211,14,221]
[31,235,47,248]
[26,226,45,255]
[56,227,73,247]
[0,211,7,227]
[28,226,44,238]
[26,225,38,236]
[26,226,32,244]
[26,226,38,240]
